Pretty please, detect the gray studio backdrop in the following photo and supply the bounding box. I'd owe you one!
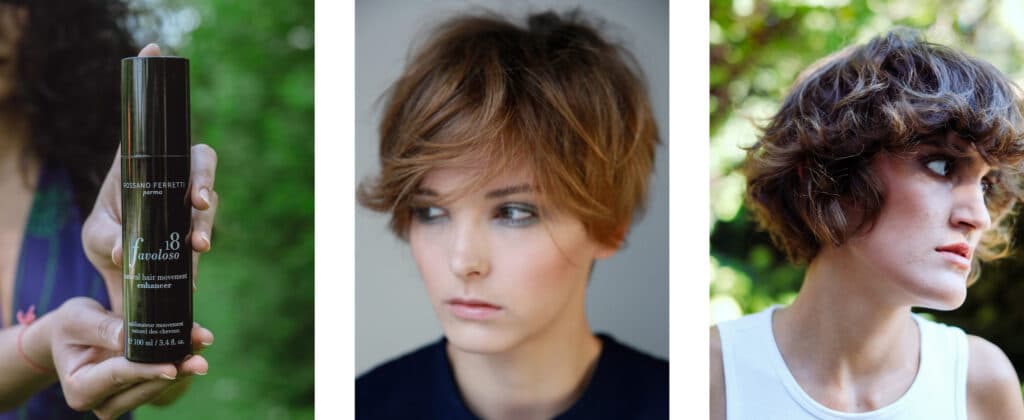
[355,0,669,375]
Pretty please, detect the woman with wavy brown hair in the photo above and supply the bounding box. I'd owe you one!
[0,1,219,418]
[711,29,1024,419]
[356,9,667,420]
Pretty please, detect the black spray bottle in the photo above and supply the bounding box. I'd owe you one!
[121,56,192,363]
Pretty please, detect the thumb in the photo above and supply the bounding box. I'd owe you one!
[139,43,161,57]
[62,299,124,352]
[111,235,123,267]
[82,148,122,271]
[82,211,122,272]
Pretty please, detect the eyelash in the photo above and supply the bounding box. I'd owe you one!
[495,203,539,227]
[409,203,540,227]
[921,154,994,194]
[410,205,447,224]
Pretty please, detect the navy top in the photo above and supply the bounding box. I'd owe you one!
[356,334,668,419]
[1,163,123,420]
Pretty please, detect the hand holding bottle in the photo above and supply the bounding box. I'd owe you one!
[24,297,212,419]
[81,43,219,315]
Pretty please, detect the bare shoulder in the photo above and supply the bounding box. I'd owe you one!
[711,326,725,420]
[966,334,1024,419]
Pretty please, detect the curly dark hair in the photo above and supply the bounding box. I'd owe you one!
[744,28,1024,282]
[7,0,138,214]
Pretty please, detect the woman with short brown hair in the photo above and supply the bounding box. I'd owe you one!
[357,9,667,420]
[711,29,1024,419]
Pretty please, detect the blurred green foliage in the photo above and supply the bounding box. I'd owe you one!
[130,0,314,418]
[710,0,1024,379]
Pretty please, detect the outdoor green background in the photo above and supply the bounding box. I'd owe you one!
[710,0,1024,386]
[128,0,314,418]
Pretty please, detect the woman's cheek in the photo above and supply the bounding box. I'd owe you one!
[410,230,448,293]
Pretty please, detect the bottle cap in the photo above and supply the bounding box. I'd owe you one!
[121,56,190,156]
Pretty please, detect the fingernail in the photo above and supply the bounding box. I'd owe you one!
[199,188,211,207]
[112,325,123,347]
[160,373,176,380]
[201,340,214,346]
[111,248,122,267]
[195,370,208,376]
[201,232,211,249]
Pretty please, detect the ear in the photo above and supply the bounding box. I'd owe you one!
[594,224,629,260]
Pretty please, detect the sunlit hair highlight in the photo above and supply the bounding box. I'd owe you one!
[358,10,658,248]
[743,28,1024,284]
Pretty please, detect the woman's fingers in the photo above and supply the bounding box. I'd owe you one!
[188,144,219,291]
[190,144,218,209]
[90,376,177,420]
[61,357,176,413]
[191,322,214,351]
[177,354,209,376]
[138,43,161,57]
[190,189,218,253]
[58,298,123,352]
[91,353,208,419]
[80,148,125,313]
[190,143,218,252]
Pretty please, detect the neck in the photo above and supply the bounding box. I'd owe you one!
[773,249,920,411]
[0,110,37,226]
[447,292,601,420]
[0,108,32,177]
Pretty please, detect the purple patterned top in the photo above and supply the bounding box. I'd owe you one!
[2,163,130,420]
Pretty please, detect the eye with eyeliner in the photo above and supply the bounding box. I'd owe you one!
[408,201,540,226]
[920,153,958,177]
[919,153,996,195]
[494,202,539,227]
[410,204,447,224]
[979,174,995,194]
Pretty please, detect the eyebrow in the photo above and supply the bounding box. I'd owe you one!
[918,134,970,154]
[412,184,533,199]
[916,141,997,175]
[485,184,532,199]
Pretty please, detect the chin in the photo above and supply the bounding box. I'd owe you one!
[893,269,968,311]
[442,323,519,355]
[928,291,967,311]
[915,278,968,311]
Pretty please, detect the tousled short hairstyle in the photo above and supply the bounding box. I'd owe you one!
[358,10,657,248]
[744,29,1024,282]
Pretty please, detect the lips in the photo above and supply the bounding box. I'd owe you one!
[446,298,502,320]
[936,243,971,259]
[936,242,972,271]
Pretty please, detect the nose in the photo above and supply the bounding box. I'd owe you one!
[950,183,992,232]
[449,219,490,280]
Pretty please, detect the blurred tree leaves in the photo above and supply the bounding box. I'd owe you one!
[132,0,314,418]
[710,0,1024,380]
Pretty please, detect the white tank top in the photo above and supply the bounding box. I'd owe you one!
[717,305,969,420]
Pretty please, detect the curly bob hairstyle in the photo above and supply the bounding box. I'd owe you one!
[358,10,658,248]
[744,28,1024,282]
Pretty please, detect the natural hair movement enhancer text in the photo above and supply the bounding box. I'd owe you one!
[121,56,192,363]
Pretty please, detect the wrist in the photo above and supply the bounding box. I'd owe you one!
[21,307,58,377]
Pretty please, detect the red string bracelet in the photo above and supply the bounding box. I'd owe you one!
[16,305,54,375]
